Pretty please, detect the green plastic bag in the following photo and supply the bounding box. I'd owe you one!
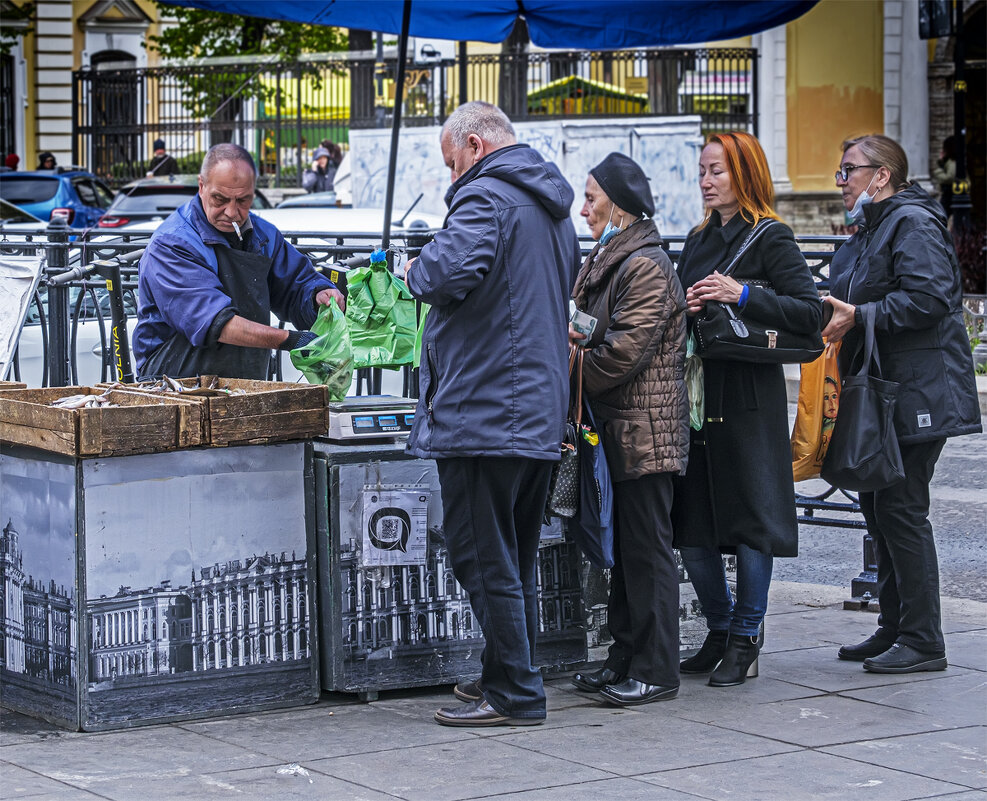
[685,330,705,431]
[289,298,353,400]
[413,303,429,369]
[345,250,417,369]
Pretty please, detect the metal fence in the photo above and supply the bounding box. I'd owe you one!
[72,47,757,188]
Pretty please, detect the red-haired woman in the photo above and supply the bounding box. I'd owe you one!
[672,132,821,686]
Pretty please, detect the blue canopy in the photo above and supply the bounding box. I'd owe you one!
[161,0,818,49]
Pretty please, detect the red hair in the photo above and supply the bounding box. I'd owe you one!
[697,131,781,230]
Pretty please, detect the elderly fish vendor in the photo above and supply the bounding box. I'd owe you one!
[132,143,344,380]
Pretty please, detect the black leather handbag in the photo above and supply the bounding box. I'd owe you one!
[544,346,581,521]
[694,220,824,364]
[821,305,905,492]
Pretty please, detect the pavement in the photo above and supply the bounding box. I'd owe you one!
[2,580,985,801]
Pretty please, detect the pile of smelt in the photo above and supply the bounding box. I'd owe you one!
[51,392,118,409]
[105,375,247,397]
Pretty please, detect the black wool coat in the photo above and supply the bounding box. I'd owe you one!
[671,212,821,557]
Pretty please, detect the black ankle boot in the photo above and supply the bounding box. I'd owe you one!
[708,633,761,687]
[680,630,729,674]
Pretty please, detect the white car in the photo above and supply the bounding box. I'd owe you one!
[10,208,440,390]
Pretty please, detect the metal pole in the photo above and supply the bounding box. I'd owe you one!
[950,0,971,231]
[296,62,303,188]
[46,216,71,388]
[381,0,413,252]
[458,41,468,105]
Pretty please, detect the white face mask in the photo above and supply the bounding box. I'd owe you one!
[849,173,879,223]
[600,204,623,245]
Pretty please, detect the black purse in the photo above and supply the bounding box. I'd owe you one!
[694,221,824,364]
[821,305,905,492]
[544,345,581,521]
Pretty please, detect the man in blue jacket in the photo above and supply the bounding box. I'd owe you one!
[404,101,580,727]
[133,143,343,380]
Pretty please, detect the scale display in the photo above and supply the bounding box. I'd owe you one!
[326,396,417,441]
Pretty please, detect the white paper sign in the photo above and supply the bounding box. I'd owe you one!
[360,485,429,566]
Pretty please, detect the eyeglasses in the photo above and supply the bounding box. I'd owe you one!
[835,163,880,183]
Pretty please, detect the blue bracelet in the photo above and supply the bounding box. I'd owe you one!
[738,284,750,308]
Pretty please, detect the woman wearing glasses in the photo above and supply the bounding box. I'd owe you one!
[672,132,820,687]
[824,134,980,673]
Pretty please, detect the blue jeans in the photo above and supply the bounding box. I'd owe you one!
[679,544,773,637]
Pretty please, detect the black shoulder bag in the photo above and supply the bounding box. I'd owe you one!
[693,220,824,364]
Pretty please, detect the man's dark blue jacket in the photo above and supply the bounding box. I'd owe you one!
[405,143,580,459]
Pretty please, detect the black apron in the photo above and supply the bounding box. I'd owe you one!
[141,245,274,380]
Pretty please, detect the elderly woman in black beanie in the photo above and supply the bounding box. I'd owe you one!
[569,152,690,706]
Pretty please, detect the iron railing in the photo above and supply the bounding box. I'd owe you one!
[72,47,757,188]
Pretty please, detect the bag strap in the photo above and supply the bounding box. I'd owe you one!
[857,304,884,379]
[574,347,584,428]
[720,219,779,278]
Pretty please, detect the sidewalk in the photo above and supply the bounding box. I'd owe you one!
[3,581,985,801]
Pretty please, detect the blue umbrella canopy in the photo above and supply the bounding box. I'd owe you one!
[162,0,818,49]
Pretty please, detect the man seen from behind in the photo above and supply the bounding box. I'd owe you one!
[404,101,580,727]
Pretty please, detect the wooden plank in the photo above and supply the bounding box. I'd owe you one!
[0,421,77,455]
[209,408,329,446]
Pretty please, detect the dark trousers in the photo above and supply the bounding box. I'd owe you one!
[436,456,552,719]
[605,472,680,687]
[860,438,947,653]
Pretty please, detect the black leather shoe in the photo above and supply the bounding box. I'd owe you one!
[708,633,761,687]
[433,699,544,727]
[453,679,483,702]
[680,629,729,674]
[598,678,678,706]
[863,643,947,674]
[571,667,625,692]
[838,633,896,661]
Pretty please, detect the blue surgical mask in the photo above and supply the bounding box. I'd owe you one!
[599,205,622,245]
[849,174,878,223]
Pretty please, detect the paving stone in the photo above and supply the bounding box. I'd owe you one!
[0,762,105,799]
[945,629,987,672]
[822,726,987,790]
[306,735,612,801]
[840,672,987,727]
[479,776,704,800]
[702,693,953,749]
[178,700,464,762]
[489,704,799,775]
[640,749,971,800]
[93,763,399,801]
[1,725,271,790]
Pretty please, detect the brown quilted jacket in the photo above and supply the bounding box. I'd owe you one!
[572,218,689,481]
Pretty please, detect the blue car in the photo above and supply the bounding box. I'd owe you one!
[0,168,115,229]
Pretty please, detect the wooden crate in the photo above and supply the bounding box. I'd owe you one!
[98,376,329,446]
[0,387,203,457]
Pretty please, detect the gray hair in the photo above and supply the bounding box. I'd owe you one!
[842,134,909,191]
[441,101,516,149]
[200,143,256,180]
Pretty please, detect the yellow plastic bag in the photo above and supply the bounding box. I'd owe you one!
[791,340,841,481]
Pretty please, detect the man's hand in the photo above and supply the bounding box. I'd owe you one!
[316,287,345,312]
[821,296,856,342]
[403,256,417,286]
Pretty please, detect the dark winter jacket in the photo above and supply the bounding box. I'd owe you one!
[672,212,821,557]
[573,218,689,481]
[405,144,580,459]
[829,183,981,444]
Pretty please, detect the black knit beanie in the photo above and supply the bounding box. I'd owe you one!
[589,152,654,218]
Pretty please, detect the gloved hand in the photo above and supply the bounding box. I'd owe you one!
[279,329,319,351]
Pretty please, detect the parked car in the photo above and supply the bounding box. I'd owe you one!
[98,175,271,229]
[277,191,338,208]
[0,169,114,229]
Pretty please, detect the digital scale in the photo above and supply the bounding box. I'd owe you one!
[325,396,417,442]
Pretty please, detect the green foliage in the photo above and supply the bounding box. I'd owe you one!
[0,2,35,57]
[145,4,347,127]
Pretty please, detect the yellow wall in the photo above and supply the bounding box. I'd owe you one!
[787,0,884,191]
